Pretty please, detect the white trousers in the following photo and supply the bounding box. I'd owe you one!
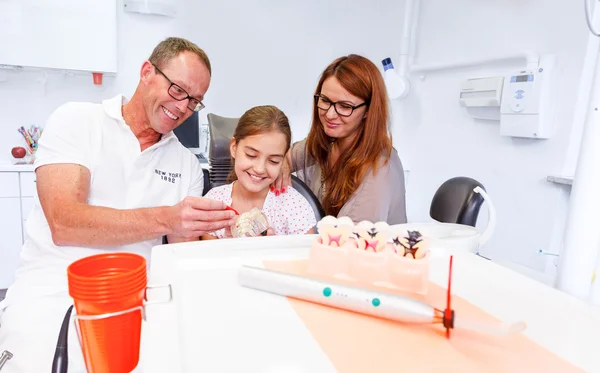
[0,293,87,373]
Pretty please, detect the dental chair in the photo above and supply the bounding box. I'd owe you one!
[429,176,486,227]
[431,177,553,284]
[202,168,210,196]
[291,174,326,222]
[429,176,495,259]
[206,113,237,188]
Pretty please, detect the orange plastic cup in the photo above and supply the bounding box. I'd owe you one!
[67,253,147,373]
[68,273,147,299]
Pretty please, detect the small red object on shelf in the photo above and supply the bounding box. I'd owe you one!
[93,72,103,85]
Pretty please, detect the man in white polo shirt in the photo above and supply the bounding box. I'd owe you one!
[0,37,235,372]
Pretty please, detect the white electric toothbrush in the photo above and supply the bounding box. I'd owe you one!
[237,256,526,338]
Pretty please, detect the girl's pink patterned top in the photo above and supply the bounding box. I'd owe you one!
[204,182,317,238]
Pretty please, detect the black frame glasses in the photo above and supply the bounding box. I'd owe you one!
[314,94,367,117]
[152,63,205,112]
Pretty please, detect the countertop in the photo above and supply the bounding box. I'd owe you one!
[0,163,35,172]
[0,156,209,173]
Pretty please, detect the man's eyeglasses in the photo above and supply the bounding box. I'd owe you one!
[152,63,205,112]
[314,94,367,117]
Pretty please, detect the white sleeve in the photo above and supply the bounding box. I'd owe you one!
[187,155,205,198]
[34,102,95,171]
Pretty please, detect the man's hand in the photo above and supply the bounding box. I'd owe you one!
[168,197,236,238]
[271,150,292,195]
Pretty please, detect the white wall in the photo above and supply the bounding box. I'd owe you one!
[178,0,405,143]
[392,0,589,271]
[0,71,116,162]
[0,0,587,276]
[0,0,405,162]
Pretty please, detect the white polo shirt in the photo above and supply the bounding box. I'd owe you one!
[3,94,203,305]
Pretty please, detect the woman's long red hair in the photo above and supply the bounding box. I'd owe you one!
[306,54,393,216]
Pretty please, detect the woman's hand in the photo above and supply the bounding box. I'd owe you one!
[271,150,292,195]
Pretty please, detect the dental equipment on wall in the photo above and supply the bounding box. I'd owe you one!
[459,55,557,139]
[500,55,557,139]
[382,58,410,100]
[383,0,420,100]
[459,77,504,121]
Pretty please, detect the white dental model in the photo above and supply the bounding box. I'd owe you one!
[316,216,429,260]
[316,216,355,247]
[353,220,390,252]
[310,216,431,293]
[390,228,429,259]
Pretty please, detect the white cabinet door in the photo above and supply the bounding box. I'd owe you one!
[0,173,19,198]
[19,172,37,198]
[0,1,117,73]
[0,198,23,289]
[21,196,34,243]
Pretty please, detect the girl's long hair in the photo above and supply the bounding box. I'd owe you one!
[306,54,393,216]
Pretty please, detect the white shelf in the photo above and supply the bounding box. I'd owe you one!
[546,175,573,186]
[0,64,117,77]
[123,0,176,17]
[0,163,35,172]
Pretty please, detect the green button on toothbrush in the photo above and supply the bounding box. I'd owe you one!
[372,298,381,307]
[323,287,332,297]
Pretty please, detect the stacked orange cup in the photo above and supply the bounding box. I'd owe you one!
[67,253,147,373]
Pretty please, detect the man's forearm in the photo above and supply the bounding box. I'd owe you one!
[49,203,174,248]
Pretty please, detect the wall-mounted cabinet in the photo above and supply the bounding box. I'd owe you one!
[0,0,117,74]
[123,0,176,17]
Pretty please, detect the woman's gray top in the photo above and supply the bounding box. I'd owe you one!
[290,139,407,224]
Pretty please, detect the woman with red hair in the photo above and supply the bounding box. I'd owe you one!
[275,54,407,224]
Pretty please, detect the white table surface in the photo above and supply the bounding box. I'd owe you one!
[138,235,600,373]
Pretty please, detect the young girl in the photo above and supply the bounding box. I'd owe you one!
[202,105,316,239]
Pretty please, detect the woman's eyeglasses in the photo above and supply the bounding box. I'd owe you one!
[152,63,205,112]
[314,94,367,117]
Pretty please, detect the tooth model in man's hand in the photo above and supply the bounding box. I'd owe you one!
[231,208,270,238]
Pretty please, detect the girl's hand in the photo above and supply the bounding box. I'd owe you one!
[271,150,292,195]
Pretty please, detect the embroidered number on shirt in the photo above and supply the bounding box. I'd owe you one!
[155,169,181,184]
